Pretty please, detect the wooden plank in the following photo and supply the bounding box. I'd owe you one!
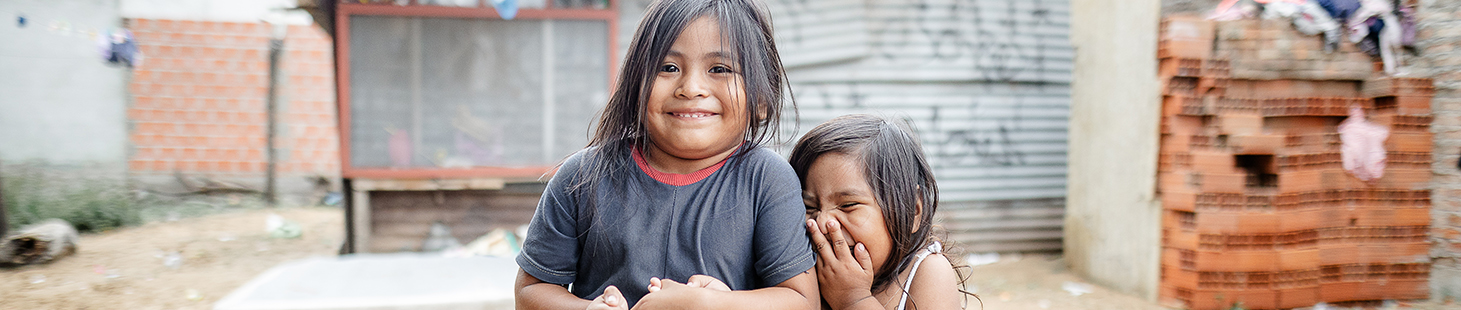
[351,187,372,253]
[354,178,508,191]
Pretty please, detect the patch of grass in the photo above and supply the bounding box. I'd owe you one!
[3,168,141,233]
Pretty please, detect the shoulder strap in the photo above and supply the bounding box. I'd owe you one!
[896,242,942,310]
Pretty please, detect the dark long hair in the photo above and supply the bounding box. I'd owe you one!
[567,0,793,250]
[591,0,788,151]
[788,114,940,294]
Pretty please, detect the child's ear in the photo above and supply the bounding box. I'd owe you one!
[755,102,769,122]
[911,185,924,234]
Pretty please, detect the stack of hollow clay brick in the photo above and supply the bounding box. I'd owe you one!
[1157,16,1434,310]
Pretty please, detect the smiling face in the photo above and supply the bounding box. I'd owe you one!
[643,16,750,165]
[803,152,894,275]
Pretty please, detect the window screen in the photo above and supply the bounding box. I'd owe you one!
[348,16,608,169]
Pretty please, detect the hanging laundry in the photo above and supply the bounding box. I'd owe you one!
[1316,0,1362,23]
[1209,0,1262,21]
[1263,1,1343,53]
[1347,0,1403,74]
[96,29,140,68]
[1338,107,1388,182]
[490,0,520,20]
[1395,4,1418,47]
[1353,17,1383,56]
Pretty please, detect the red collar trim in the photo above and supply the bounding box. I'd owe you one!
[632,145,738,186]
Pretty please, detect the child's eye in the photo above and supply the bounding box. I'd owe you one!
[709,65,734,74]
[838,202,858,210]
[660,64,679,73]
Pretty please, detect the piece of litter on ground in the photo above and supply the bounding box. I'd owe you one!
[163,252,183,269]
[29,275,46,284]
[93,265,106,274]
[218,234,236,242]
[999,291,1012,301]
[266,214,303,239]
[186,288,203,301]
[965,252,1000,267]
[1003,252,1023,262]
[1062,281,1094,296]
[1037,299,1052,309]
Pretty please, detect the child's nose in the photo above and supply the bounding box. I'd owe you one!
[675,74,710,99]
[815,213,837,229]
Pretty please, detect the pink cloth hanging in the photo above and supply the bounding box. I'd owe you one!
[1338,107,1388,181]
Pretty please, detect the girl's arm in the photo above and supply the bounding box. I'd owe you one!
[516,270,628,310]
[631,268,820,310]
[902,253,963,310]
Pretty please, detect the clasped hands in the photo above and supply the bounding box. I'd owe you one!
[587,275,730,310]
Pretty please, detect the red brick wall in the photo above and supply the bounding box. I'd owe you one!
[125,19,338,179]
[278,25,340,176]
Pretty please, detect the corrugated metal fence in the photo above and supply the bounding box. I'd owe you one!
[621,0,1073,253]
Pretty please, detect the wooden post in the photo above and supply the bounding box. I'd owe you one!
[0,160,8,237]
[264,37,283,206]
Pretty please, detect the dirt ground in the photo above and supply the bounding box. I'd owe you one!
[0,207,344,310]
[963,254,1456,310]
[4,207,1456,310]
[961,254,1167,310]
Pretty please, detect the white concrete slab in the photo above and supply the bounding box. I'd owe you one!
[214,253,517,310]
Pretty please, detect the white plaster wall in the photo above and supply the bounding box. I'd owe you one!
[0,0,128,168]
[1065,0,1163,300]
[120,0,311,24]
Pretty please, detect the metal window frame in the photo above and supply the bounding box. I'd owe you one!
[333,2,619,179]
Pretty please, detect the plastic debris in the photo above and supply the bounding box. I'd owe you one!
[446,228,520,257]
[422,222,463,252]
[964,252,1000,267]
[1062,281,1094,296]
[29,275,46,284]
[266,214,302,239]
[1339,107,1388,181]
[322,192,343,206]
[163,252,182,269]
[186,289,203,301]
[218,234,236,242]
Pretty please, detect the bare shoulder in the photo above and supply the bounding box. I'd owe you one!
[906,253,962,310]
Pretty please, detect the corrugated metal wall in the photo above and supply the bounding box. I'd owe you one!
[618,0,1073,253]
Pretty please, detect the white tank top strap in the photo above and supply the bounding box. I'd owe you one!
[896,241,942,310]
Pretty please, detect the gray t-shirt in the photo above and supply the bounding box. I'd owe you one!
[516,145,814,306]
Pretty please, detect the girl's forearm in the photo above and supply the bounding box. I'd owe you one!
[699,287,818,310]
[701,271,819,310]
[515,270,592,310]
[833,296,885,310]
